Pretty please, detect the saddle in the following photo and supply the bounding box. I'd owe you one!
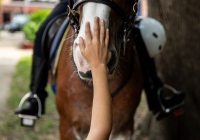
[41,12,71,93]
[41,12,70,71]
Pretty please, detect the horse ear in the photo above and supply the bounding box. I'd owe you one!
[69,0,75,8]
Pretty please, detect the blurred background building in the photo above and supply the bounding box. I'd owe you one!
[0,0,58,24]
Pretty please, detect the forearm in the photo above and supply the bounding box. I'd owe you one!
[80,17,111,139]
[88,64,112,138]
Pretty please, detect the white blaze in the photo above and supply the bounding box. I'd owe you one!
[77,2,111,40]
[73,3,111,75]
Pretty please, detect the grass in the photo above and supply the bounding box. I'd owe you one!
[0,56,148,140]
[0,56,59,140]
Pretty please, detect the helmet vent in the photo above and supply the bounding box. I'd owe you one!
[153,33,158,38]
[159,45,162,50]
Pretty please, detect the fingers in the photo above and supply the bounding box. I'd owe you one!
[93,17,100,41]
[100,19,105,44]
[83,17,109,48]
[79,37,85,53]
[85,22,92,44]
[105,29,109,48]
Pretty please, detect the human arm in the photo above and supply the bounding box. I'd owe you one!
[79,17,112,140]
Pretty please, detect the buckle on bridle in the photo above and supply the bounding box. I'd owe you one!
[122,2,138,56]
[133,2,138,13]
[67,0,139,55]
[67,5,80,35]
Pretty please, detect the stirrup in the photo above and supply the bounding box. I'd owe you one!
[156,84,185,120]
[17,92,42,127]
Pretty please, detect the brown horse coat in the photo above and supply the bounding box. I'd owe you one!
[56,26,143,139]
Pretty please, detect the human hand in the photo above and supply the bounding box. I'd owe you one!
[79,16,109,71]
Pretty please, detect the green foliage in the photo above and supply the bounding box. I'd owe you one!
[22,9,51,41]
[0,56,59,139]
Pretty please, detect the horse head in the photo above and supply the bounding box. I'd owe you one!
[70,0,138,81]
[56,1,144,139]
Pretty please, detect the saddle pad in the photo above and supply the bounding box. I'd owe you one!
[52,24,71,76]
[41,12,68,59]
[49,16,70,65]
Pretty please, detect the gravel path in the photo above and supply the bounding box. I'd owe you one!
[0,31,32,111]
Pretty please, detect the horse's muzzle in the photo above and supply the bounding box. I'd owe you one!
[77,46,117,80]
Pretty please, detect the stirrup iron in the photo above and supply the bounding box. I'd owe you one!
[17,92,42,127]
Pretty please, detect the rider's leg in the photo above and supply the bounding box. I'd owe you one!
[15,56,48,115]
[15,0,68,115]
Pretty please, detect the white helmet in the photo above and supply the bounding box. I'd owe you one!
[135,17,166,58]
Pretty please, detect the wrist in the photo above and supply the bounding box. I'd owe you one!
[90,64,108,74]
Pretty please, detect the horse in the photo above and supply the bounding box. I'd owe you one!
[53,0,143,139]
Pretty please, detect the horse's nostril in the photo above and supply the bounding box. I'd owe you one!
[79,70,92,78]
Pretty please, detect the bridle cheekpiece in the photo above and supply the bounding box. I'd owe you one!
[67,0,138,55]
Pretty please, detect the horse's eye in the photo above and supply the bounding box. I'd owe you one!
[74,12,80,20]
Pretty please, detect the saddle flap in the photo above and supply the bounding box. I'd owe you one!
[41,12,68,59]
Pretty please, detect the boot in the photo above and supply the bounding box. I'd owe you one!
[15,93,46,115]
[15,55,48,115]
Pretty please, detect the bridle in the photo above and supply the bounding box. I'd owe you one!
[67,0,138,55]
[67,0,138,33]
[67,0,138,97]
